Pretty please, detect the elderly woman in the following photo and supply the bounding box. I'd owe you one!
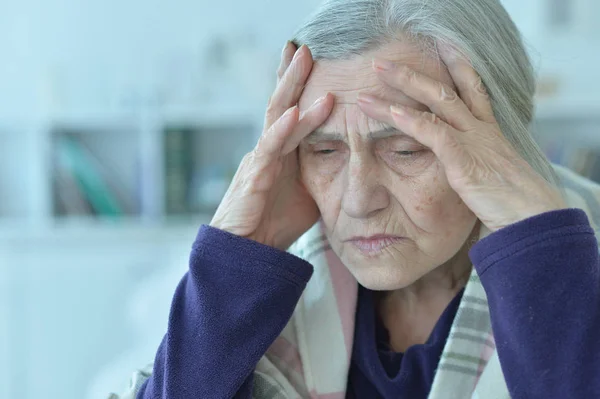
[111,0,600,398]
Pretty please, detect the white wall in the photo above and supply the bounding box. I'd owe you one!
[2,0,597,124]
[0,0,322,121]
[0,227,201,399]
[500,0,600,109]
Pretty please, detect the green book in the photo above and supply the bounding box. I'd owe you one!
[57,135,123,217]
[164,127,194,215]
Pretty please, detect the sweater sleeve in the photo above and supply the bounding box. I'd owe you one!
[136,225,314,399]
[469,208,600,399]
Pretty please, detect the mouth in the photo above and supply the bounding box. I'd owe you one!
[344,235,404,256]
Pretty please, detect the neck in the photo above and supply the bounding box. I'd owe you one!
[376,223,480,352]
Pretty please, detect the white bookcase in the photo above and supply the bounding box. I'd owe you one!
[0,104,263,235]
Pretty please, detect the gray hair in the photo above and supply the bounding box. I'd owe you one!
[292,0,560,188]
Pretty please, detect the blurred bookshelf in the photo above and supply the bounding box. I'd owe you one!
[534,67,600,182]
[163,123,253,216]
[0,106,261,234]
[51,127,141,219]
[534,104,600,183]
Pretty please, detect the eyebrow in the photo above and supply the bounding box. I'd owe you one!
[304,126,408,144]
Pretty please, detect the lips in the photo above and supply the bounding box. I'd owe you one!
[345,235,404,255]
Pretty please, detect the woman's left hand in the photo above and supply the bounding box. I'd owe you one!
[356,47,567,233]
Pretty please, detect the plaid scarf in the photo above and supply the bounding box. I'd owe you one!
[112,164,600,399]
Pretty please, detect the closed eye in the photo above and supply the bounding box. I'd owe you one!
[395,150,421,156]
[316,149,336,155]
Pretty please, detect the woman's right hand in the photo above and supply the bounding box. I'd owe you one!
[210,42,334,250]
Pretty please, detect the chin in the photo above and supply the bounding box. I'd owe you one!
[342,254,428,291]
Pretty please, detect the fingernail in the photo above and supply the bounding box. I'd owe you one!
[315,94,328,106]
[373,58,394,71]
[357,93,376,104]
[390,105,407,118]
[292,45,305,63]
[441,85,457,101]
[284,105,298,118]
[475,78,488,95]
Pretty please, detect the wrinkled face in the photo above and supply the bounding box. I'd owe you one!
[298,41,478,290]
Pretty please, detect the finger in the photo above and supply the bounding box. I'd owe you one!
[389,104,459,165]
[276,41,297,82]
[265,45,313,128]
[356,93,395,127]
[372,59,475,132]
[437,44,496,123]
[257,106,300,159]
[282,93,335,155]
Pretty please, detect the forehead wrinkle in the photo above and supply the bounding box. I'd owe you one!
[306,125,409,143]
[305,99,416,144]
[330,85,425,110]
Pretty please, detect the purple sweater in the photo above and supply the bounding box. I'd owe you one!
[137,209,600,398]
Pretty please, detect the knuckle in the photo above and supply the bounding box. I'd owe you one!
[256,134,267,150]
[242,150,255,164]
[475,78,489,97]
[398,65,414,84]
[414,112,432,131]
[265,103,279,121]
[430,112,443,125]
[440,84,458,102]
[436,127,458,154]
[250,147,270,167]
[405,67,419,85]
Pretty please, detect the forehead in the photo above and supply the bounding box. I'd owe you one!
[298,40,454,133]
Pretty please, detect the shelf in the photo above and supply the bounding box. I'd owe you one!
[45,109,140,132]
[0,214,212,241]
[50,127,142,218]
[162,124,254,216]
[41,105,262,129]
[535,97,600,121]
[533,117,600,148]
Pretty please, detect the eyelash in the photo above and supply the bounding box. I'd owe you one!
[315,149,337,155]
[395,150,421,157]
[315,150,422,157]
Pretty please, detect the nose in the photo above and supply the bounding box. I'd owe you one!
[341,154,390,219]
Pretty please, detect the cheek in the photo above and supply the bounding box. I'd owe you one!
[299,151,342,212]
[378,149,435,177]
[400,165,474,232]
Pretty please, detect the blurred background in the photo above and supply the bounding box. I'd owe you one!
[0,0,598,398]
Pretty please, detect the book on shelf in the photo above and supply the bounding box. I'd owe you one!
[53,133,136,218]
[163,125,242,216]
[53,160,95,216]
[164,127,194,215]
[538,137,600,183]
